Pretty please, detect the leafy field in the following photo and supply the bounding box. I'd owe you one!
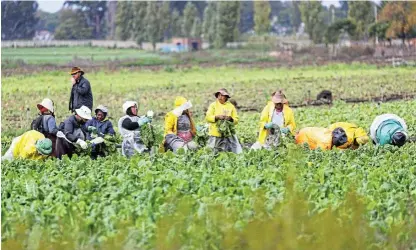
[2,100,416,249]
[2,64,416,249]
[2,64,415,136]
[1,47,171,67]
[1,47,277,68]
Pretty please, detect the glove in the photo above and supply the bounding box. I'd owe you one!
[264,122,274,129]
[88,126,97,133]
[281,127,290,134]
[56,131,65,138]
[138,117,151,126]
[76,139,88,149]
[90,137,105,145]
[146,110,154,118]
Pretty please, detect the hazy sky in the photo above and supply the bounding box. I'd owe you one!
[37,0,349,13]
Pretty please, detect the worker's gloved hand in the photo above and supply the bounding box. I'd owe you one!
[146,110,154,118]
[88,126,97,133]
[90,137,105,145]
[138,117,151,126]
[56,131,65,138]
[281,127,290,134]
[264,122,274,129]
[76,139,88,149]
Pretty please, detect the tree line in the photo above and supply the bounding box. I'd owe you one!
[2,1,416,47]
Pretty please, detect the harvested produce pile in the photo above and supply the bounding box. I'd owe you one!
[217,120,236,137]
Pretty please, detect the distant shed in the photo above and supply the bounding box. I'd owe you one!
[171,37,202,51]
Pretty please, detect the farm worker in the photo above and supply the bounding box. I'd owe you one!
[55,105,92,159]
[84,105,116,159]
[252,90,296,149]
[163,96,198,153]
[370,114,408,147]
[295,127,348,150]
[118,101,151,157]
[2,130,52,161]
[69,67,93,112]
[328,122,369,149]
[31,98,59,157]
[205,88,242,154]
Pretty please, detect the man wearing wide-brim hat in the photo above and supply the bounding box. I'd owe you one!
[69,66,93,112]
[55,105,92,159]
[205,88,242,153]
[252,90,296,149]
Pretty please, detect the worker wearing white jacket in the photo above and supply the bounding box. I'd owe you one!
[55,105,93,159]
[370,114,408,147]
[118,101,152,157]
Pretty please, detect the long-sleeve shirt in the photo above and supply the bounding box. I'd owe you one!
[69,76,93,111]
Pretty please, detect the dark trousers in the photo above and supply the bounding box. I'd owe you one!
[55,138,76,159]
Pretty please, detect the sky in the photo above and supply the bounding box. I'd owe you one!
[37,0,348,13]
[38,0,64,13]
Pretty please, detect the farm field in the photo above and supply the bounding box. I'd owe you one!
[2,64,416,249]
[1,47,172,67]
[1,47,278,69]
[2,64,415,136]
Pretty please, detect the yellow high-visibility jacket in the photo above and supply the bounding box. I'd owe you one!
[258,102,296,144]
[328,122,369,149]
[295,127,333,150]
[205,100,239,137]
[164,111,196,137]
[12,130,47,160]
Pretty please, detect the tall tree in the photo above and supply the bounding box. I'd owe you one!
[325,19,356,45]
[131,1,147,48]
[203,2,215,41]
[159,1,171,40]
[182,2,198,37]
[379,2,416,43]
[339,0,348,18]
[1,1,39,40]
[300,1,327,43]
[35,10,60,33]
[64,1,108,39]
[145,2,159,50]
[171,8,183,37]
[54,9,93,39]
[106,1,117,40]
[215,1,240,48]
[191,17,202,37]
[254,0,271,35]
[290,1,302,33]
[348,1,374,40]
[240,1,254,33]
[115,1,133,40]
[170,1,206,18]
[144,1,170,50]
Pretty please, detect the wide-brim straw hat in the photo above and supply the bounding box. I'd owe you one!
[271,90,288,104]
[271,93,287,104]
[214,88,231,98]
[69,66,84,75]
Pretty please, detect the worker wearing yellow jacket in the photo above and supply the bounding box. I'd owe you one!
[205,88,242,153]
[328,122,369,149]
[295,127,348,150]
[2,130,53,161]
[163,96,198,152]
[257,91,296,146]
